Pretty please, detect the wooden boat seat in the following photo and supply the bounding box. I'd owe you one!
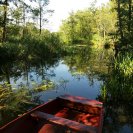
[31,111,97,133]
[58,95,103,115]
[59,94,103,108]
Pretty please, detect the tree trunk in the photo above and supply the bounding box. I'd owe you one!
[39,4,42,34]
[2,0,8,42]
[103,28,106,41]
[117,0,124,42]
[128,0,132,32]
[5,64,10,85]
[22,2,26,38]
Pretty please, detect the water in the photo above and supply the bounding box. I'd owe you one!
[0,48,133,133]
[31,60,102,101]
[4,60,102,102]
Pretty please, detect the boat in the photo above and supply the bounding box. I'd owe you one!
[0,94,104,133]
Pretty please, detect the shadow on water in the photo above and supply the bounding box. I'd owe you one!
[0,45,133,133]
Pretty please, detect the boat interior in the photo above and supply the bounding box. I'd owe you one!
[1,95,103,133]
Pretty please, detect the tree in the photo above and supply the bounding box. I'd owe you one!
[95,3,117,44]
[128,0,132,33]
[59,3,117,46]
[32,0,53,34]
[112,0,133,49]
[1,0,8,42]
[117,0,124,42]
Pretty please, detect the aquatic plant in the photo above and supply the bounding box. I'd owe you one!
[33,80,56,92]
[115,53,133,77]
[0,83,34,111]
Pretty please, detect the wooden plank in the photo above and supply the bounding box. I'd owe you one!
[58,94,103,108]
[31,111,97,133]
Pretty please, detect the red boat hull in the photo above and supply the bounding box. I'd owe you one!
[0,95,104,133]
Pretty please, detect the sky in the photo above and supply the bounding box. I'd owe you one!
[45,0,110,32]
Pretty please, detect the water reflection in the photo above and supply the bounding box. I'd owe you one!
[63,46,112,83]
[0,46,109,127]
[0,46,132,133]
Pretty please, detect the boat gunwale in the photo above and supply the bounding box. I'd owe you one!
[0,99,56,130]
[0,95,104,133]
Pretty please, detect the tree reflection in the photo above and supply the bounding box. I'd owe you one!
[0,57,59,127]
[63,46,113,84]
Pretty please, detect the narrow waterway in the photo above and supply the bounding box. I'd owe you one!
[0,48,133,133]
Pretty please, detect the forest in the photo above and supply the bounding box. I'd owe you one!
[0,0,132,56]
[0,0,133,132]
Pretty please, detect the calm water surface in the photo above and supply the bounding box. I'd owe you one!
[0,49,133,133]
[9,60,102,101]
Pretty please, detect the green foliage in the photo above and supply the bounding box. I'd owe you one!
[0,22,63,66]
[0,83,33,111]
[0,42,21,63]
[100,85,107,101]
[99,52,133,102]
[113,0,133,48]
[0,83,12,109]
[0,82,43,126]
[98,52,133,133]
[33,80,56,92]
[59,3,117,47]
[115,53,133,77]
